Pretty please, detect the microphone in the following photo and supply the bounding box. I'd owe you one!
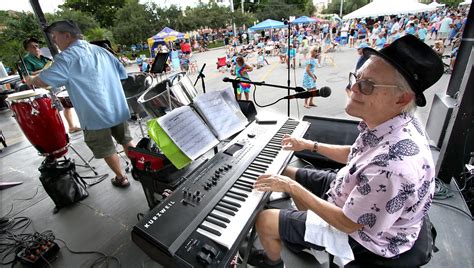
[283,87,331,99]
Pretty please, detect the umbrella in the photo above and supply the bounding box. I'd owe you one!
[292,16,317,24]
[249,19,286,31]
[343,0,436,20]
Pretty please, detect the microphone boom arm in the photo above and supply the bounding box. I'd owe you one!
[223,77,305,92]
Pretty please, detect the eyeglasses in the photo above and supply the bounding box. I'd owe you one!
[348,72,399,95]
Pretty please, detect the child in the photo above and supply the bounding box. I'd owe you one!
[287,44,296,69]
[180,53,190,73]
[256,51,265,69]
[234,56,253,101]
[302,47,319,108]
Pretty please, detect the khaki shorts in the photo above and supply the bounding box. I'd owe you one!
[83,122,133,159]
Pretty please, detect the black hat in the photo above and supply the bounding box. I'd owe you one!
[45,20,82,35]
[363,35,443,107]
[23,37,39,49]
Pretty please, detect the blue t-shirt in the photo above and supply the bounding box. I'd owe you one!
[40,40,129,130]
[417,28,428,40]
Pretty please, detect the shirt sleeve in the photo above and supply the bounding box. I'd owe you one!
[39,56,70,88]
[341,164,417,233]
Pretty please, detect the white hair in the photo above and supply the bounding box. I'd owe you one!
[393,68,417,114]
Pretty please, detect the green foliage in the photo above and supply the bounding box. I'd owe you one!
[85,27,114,41]
[323,0,369,16]
[438,0,463,7]
[61,0,126,28]
[0,12,45,69]
[254,0,312,21]
[46,9,100,34]
[112,1,157,46]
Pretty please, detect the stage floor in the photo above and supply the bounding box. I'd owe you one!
[0,108,472,268]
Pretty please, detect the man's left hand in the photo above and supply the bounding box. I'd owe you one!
[254,174,292,192]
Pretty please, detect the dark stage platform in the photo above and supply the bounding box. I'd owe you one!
[0,108,472,268]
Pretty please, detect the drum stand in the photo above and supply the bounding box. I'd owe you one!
[69,144,99,175]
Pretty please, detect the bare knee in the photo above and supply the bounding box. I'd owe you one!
[282,166,298,180]
[256,209,280,238]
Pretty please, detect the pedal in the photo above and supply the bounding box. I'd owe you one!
[16,240,60,267]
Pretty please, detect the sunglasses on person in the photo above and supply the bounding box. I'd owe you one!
[28,43,40,49]
[348,72,399,95]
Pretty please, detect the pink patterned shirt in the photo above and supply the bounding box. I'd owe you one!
[327,113,435,257]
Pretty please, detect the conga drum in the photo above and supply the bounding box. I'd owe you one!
[7,89,68,158]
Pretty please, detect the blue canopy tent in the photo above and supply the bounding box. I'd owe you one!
[292,16,317,24]
[249,19,286,31]
[147,27,188,57]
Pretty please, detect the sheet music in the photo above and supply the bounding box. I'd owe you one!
[193,88,248,140]
[158,106,219,160]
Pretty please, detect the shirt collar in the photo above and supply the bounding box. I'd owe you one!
[358,113,414,138]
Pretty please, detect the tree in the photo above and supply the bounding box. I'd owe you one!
[0,12,44,70]
[438,0,463,7]
[112,1,157,46]
[84,27,114,41]
[60,0,126,28]
[323,0,369,16]
[47,9,100,34]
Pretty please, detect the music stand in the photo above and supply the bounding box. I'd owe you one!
[149,53,169,74]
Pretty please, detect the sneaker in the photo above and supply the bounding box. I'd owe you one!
[247,249,283,268]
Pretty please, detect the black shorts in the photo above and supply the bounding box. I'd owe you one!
[278,168,336,253]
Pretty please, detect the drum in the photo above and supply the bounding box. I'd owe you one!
[121,72,153,117]
[57,90,74,108]
[168,72,198,106]
[7,89,68,158]
[137,79,184,118]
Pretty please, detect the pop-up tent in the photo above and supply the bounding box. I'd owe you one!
[147,27,189,56]
[249,19,286,31]
[428,1,445,8]
[292,16,317,24]
[343,0,437,20]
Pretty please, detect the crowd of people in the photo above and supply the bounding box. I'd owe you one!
[214,5,468,106]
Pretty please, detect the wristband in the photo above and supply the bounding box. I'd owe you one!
[312,141,319,153]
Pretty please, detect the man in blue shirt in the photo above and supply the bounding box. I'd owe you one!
[26,20,133,188]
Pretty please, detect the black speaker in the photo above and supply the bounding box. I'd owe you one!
[294,116,360,168]
[425,93,455,149]
[237,100,257,122]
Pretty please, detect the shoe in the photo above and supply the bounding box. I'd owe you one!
[247,249,283,268]
[111,176,130,188]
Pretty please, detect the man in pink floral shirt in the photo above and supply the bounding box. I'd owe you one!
[251,35,443,267]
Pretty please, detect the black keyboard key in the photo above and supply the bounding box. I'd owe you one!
[199,224,221,236]
[206,217,227,228]
[221,199,241,208]
[233,183,252,192]
[209,212,231,223]
[226,193,246,202]
[229,189,249,198]
[215,205,236,216]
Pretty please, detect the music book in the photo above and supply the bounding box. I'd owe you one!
[153,88,248,165]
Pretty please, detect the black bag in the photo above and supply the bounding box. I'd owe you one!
[39,159,89,211]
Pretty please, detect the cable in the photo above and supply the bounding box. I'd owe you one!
[55,238,121,268]
[252,85,286,108]
[434,177,454,200]
[432,201,473,221]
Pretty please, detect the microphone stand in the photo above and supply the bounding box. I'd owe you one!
[223,77,305,93]
[193,63,206,93]
[286,20,291,117]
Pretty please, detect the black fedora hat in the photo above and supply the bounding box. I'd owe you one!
[363,35,443,107]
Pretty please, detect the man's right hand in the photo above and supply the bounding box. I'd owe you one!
[281,134,312,152]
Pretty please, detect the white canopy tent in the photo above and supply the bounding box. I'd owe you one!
[428,1,445,8]
[343,0,437,20]
[459,0,471,6]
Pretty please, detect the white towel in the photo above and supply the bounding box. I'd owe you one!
[304,210,355,267]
